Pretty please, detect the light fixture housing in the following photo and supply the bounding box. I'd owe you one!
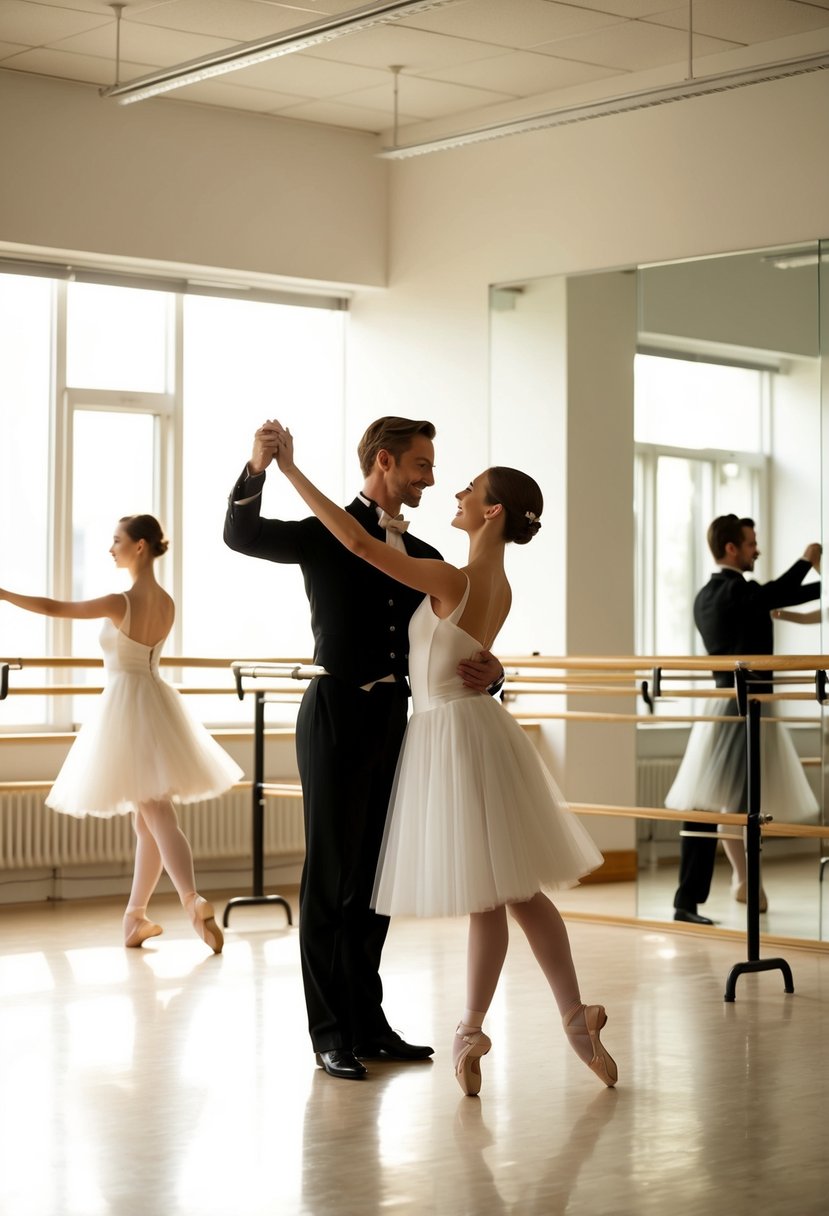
[100,0,455,104]
[377,50,829,158]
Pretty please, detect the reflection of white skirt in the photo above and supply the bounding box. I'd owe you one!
[665,700,819,824]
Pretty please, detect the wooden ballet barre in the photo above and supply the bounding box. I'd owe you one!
[1,684,296,697]
[567,802,828,838]
[499,654,829,671]
[513,710,733,723]
[0,655,311,669]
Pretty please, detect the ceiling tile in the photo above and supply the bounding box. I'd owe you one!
[128,0,327,41]
[555,0,683,16]
[48,22,236,66]
[0,45,157,85]
[213,50,390,95]
[0,0,110,44]
[275,95,417,132]
[335,73,514,119]
[536,20,742,70]
[0,39,27,58]
[648,0,829,43]
[304,24,509,71]
[170,76,307,111]
[256,0,390,14]
[419,47,621,93]
[401,0,627,47]
[6,0,160,12]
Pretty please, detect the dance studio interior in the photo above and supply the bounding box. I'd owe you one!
[1,2,828,1213]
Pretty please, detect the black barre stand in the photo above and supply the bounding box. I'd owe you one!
[724,669,793,1002]
[644,662,814,1002]
[222,662,321,929]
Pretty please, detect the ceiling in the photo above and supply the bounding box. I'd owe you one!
[2,0,829,146]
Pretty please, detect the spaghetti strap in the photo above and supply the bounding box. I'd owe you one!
[118,591,131,636]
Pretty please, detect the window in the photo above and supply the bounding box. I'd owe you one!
[634,353,767,658]
[0,275,52,724]
[0,269,346,729]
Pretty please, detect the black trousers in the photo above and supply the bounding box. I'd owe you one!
[673,710,749,912]
[673,821,720,911]
[295,675,409,1053]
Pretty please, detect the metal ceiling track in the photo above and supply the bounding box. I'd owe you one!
[378,49,829,158]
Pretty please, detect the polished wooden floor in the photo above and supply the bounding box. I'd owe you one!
[1,889,827,1216]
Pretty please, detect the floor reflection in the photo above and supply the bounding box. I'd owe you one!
[636,851,827,940]
[1,894,828,1215]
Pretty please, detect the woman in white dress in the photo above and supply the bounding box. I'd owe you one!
[268,422,616,1095]
[0,514,243,953]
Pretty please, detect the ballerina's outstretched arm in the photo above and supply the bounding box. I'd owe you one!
[272,422,467,616]
[0,588,126,624]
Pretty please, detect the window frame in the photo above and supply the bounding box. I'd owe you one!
[634,448,767,657]
[0,266,347,731]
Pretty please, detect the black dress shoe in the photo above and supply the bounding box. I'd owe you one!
[674,908,715,925]
[315,1049,367,1079]
[353,1031,434,1061]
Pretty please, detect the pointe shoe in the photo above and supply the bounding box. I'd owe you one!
[453,1026,491,1097]
[123,915,163,948]
[562,1004,618,1088]
[187,895,224,954]
[732,880,768,913]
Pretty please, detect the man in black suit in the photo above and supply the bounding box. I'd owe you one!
[671,514,821,924]
[225,417,503,1078]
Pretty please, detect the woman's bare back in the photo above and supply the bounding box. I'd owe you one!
[456,566,512,650]
[122,583,175,648]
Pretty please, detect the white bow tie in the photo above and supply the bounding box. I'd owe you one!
[378,511,409,535]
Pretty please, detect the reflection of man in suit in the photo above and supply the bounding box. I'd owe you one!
[669,515,821,924]
[225,417,502,1078]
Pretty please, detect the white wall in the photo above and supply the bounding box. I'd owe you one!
[0,70,387,287]
[346,69,829,846]
[3,66,829,857]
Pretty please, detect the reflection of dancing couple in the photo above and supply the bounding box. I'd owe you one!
[667,515,821,925]
[0,416,617,1096]
[224,416,616,1094]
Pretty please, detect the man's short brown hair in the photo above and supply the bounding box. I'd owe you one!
[707,514,755,561]
[357,417,436,477]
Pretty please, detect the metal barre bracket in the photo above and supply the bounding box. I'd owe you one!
[0,661,22,701]
[230,660,326,700]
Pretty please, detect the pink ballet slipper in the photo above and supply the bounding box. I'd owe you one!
[562,1003,618,1087]
[123,915,163,949]
[453,1025,492,1097]
[186,894,223,954]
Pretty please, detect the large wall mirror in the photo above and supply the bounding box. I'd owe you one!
[490,240,828,943]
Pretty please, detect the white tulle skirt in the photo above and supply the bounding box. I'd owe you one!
[46,672,244,819]
[372,694,603,918]
[664,700,819,823]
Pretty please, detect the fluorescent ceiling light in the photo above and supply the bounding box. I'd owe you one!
[378,51,829,158]
[100,0,455,105]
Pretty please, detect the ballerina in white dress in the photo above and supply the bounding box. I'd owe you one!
[266,421,616,1095]
[0,514,243,953]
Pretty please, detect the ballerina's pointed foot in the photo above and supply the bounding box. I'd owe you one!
[563,1003,618,1088]
[453,1026,492,1097]
[123,915,163,949]
[187,895,224,954]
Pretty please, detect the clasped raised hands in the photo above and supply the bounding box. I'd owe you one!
[803,542,822,572]
[249,419,294,475]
